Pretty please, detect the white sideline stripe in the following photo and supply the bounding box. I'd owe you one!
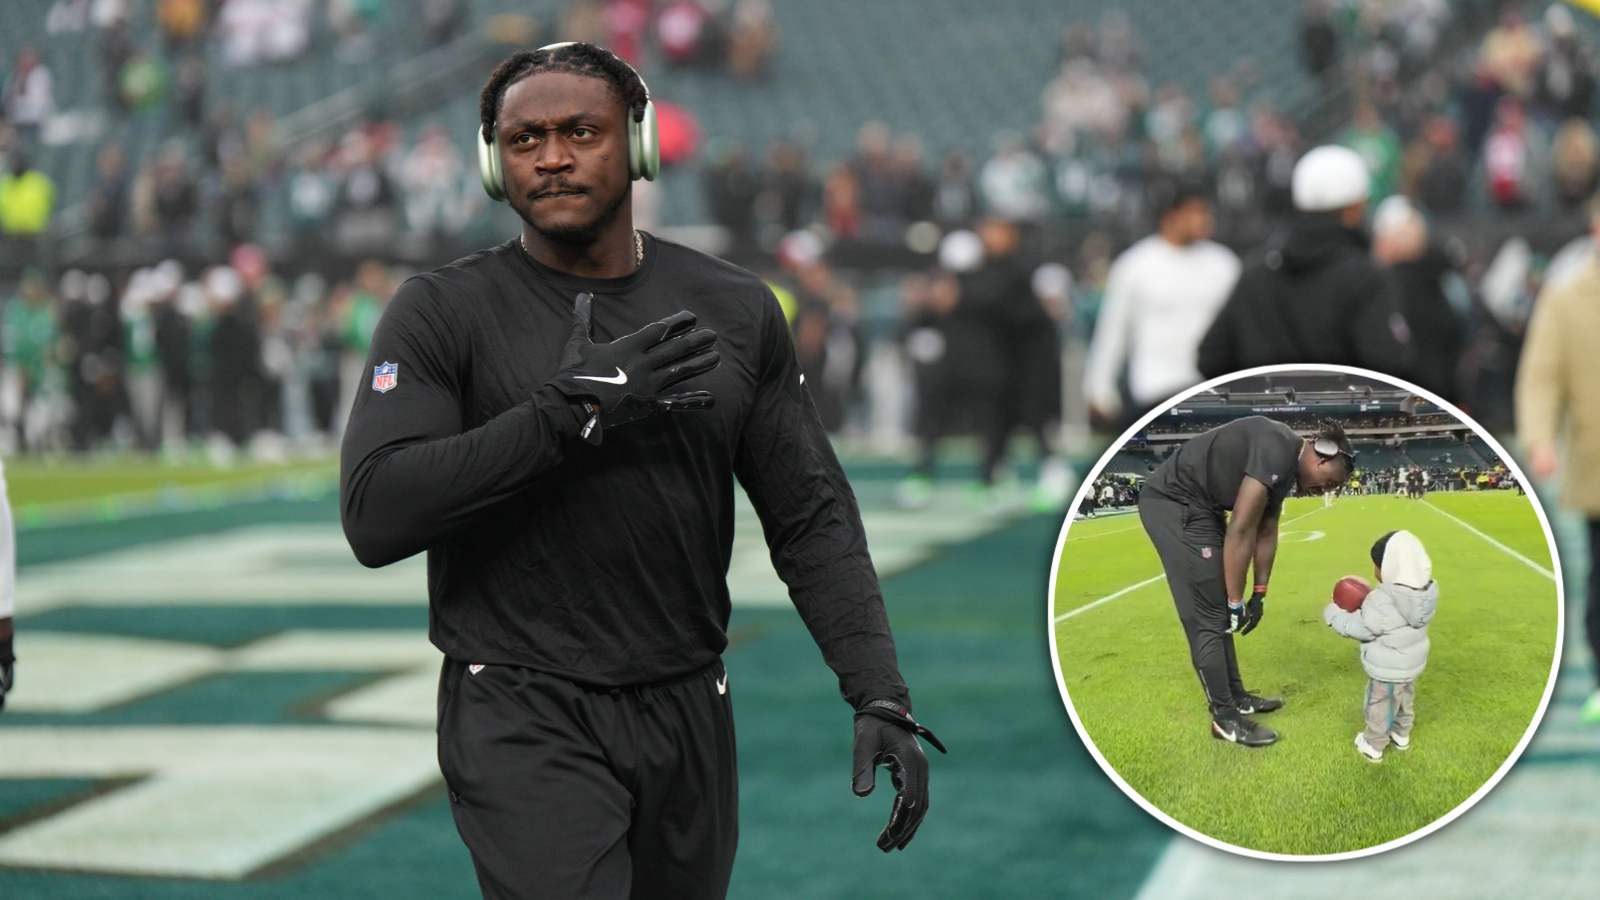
[1053,505,1329,624]
[1422,500,1556,582]
[1064,522,1142,542]
[1054,574,1165,623]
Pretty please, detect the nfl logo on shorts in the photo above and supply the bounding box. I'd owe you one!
[372,361,399,393]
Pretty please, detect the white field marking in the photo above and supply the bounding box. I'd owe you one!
[17,486,1032,614]
[1422,500,1556,581]
[1053,573,1167,623]
[1277,529,1325,543]
[0,726,439,879]
[1053,505,1330,624]
[1065,522,1143,542]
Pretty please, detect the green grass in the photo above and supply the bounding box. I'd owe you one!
[1,456,338,509]
[1053,491,1560,856]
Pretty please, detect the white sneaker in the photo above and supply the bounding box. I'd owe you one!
[1354,732,1383,762]
[1389,731,1411,750]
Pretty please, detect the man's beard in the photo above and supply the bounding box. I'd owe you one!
[515,183,630,245]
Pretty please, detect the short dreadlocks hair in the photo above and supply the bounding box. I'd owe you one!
[1314,417,1354,468]
[478,43,649,143]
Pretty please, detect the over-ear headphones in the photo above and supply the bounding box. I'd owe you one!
[477,41,660,203]
[1311,419,1354,462]
[1312,437,1346,459]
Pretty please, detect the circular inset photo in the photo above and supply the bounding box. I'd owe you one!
[1047,365,1562,860]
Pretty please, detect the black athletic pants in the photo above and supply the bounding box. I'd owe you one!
[1139,490,1246,718]
[437,658,739,900]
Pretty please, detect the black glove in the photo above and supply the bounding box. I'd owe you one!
[547,292,720,445]
[852,699,947,852]
[1239,589,1266,636]
[1226,600,1245,634]
[0,632,13,713]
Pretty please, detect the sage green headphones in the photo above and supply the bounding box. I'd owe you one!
[477,41,660,202]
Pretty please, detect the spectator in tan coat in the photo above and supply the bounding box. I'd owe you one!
[1516,191,1600,724]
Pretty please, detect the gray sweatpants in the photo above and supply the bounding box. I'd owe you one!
[1364,679,1415,750]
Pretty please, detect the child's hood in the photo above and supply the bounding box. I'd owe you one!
[1378,529,1432,589]
[1381,579,1438,628]
[1376,529,1437,628]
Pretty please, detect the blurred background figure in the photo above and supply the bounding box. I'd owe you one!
[1198,144,1412,378]
[1083,181,1239,434]
[0,153,55,256]
[1516,190,1600,723]
[1371,195,1466,404]
[1,268,57,454]
[966,216,1060,493]
[2,47,54,150]
[334,259,390,438]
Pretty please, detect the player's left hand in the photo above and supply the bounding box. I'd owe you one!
[1239,589,1266,635]
[852,700,947,852]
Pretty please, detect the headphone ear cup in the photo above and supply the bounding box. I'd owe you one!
[477,128,505,202]
[628,113,643,181]
[636,100,660,181]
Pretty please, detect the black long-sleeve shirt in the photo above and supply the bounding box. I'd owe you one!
[1144,416,1300,516]
[339,234,908,708]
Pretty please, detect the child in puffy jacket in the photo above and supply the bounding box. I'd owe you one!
[1323,529,1439,763]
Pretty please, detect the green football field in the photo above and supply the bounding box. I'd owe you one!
[1053,490,1561,856]
[2,457,1598,898]
[0,457,1172,899]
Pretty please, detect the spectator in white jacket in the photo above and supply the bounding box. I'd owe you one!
[1083,181,1239,432]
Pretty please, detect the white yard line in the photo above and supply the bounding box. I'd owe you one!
[1064,522,1143,542]
[1422,500,1556,582]
[1054,574,1165,623]
[1054,505,1330,624]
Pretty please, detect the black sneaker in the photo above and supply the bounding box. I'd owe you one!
[1237,692,1284,715]
[1210,714,1278,747]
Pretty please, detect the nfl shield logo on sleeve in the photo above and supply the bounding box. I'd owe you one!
[372,362,398,393]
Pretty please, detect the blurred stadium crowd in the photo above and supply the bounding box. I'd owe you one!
[1,0,1598,487]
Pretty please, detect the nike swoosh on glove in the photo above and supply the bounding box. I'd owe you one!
[852,699,948,852]
[547,291,720,445]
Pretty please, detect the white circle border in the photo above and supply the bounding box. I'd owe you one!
[1044,362,1566,863]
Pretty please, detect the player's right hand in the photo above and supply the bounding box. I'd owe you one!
[1226,601,1245,634]
[548,292,721,445]
[1529,444,1559,480]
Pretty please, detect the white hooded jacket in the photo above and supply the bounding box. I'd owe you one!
[1323,530,1439,682]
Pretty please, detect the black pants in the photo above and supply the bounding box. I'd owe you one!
[437,659,739,900]
[1139,491,1246,717]
[1589,520,1600,690]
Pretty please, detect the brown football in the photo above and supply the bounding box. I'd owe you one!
[1333,575,1372,612]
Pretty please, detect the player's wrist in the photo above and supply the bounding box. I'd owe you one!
[532,384,601,441]
[855,699,948,753]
